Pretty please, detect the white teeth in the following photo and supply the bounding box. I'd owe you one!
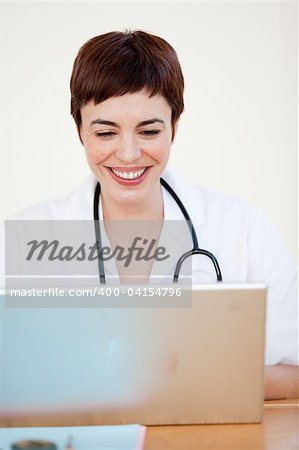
[111,168,146,179]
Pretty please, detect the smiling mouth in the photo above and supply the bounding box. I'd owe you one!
[108,167,148,180]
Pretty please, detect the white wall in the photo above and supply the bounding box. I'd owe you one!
[0,2,297,258]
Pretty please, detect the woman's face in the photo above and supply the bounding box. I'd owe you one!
[80,90,177,207]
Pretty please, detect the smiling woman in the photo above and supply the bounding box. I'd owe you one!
[2,29,298,400]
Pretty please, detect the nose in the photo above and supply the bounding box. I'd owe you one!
[114,134,142,163]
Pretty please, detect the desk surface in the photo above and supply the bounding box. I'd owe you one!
[1,400,298,450]
[145,400,299,450]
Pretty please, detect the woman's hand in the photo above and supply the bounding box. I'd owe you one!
[264,364,299,399]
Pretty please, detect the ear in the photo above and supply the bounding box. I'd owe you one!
[171,119,180,143]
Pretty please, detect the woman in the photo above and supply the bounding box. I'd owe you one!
[3,30,298,399]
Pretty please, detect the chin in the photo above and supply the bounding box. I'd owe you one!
[117,190,144,205]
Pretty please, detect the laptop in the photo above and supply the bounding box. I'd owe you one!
[0,284,266,424]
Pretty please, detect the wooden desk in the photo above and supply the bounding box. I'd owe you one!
[144,400,299,450]
[1,400,298,450]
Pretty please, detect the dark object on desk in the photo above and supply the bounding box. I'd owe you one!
[11,440,57,450]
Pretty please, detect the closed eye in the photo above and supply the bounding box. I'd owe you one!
[95,131,117,139]
[139,130,161,137]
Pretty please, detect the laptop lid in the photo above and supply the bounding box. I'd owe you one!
[0,284,266,424]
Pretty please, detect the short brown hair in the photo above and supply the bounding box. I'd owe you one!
[70,30,184,133]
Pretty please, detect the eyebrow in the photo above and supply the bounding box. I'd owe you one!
[90,118,165,127]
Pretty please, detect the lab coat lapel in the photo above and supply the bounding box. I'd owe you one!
[63,175,97,220]
[162,167,206,228]
[149,169,206,283]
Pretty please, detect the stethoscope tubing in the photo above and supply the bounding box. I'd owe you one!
[93,178,222,283]
[160,178,222,282]
[93,182,106,284]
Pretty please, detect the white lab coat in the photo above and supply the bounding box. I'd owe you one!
[1,166,298,365]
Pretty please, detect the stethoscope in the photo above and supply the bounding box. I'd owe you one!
[93,178,222,284]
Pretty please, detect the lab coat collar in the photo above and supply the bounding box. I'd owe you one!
[63,166,206,227]
[162,166,206,227]
[63,176,98,220]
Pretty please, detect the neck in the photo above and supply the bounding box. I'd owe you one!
[101,183,164,221]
